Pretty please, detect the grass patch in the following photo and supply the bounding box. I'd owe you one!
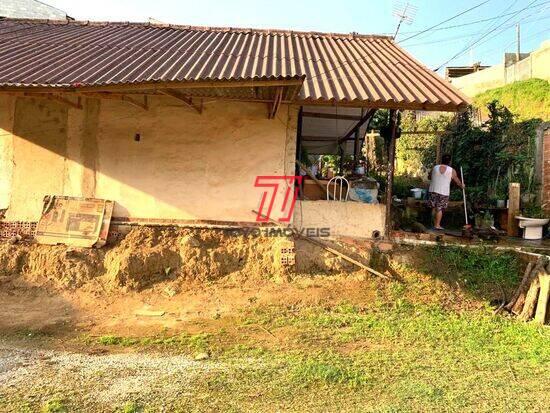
[288,352,371,388]
[95,332,211,353]
[428,245,520,293]
[117,401,142,413]
[41,398,67,413]
[474,78,550,121]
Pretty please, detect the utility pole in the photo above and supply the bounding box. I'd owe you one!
[516,23,521,62]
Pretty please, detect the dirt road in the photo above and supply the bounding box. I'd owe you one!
[0,339,223,412]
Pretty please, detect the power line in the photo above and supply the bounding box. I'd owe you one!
[396,0,492,43]
[305,0,493,84]
[404,13,550,48]
[434,0,540,71]
[396,0,550,37]
[479,26,550,60]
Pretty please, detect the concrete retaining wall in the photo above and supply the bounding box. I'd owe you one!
[294,200,386,238]
[451,40,550,97]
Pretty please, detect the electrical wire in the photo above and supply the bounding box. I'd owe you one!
[434,0,541,71]
[395,1,550,37]
[395,0,492,43]
[403,13,550,48]
[303,0,493,85]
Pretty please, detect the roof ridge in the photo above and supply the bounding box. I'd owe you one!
[0,18,393,40]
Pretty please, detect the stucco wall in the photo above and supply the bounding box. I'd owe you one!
[294,200,386,238]
[0,94,298,223]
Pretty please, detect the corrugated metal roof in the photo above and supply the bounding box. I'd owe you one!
[0,19,468,110]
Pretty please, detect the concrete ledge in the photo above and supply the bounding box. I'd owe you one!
[294,200,385,239]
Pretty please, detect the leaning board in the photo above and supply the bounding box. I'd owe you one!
[36,196,110,248]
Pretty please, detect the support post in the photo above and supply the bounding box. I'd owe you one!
[435,135,442,164]
[295,106,303,177]
[353,129,361,160]
[353,108,364,162]
[507,182,521,237]
[338,145,345,175]
[385,109,399,239]
[516,24,521,62]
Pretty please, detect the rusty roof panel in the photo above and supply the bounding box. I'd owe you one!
[0,19,468,110]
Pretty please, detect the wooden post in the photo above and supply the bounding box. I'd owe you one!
[435,135,442,164]
[507,182,520,237]
[295,107,303,177]
[534,273,550,324]
[338,145,345,175]
[385,110,399,239]
[353,129,361,161]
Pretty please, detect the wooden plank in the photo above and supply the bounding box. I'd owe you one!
[301,111,362,121]
[506,261,534,312]
[268,86,283,119]
[518,276,540,321]
[534,273,550,324]
[507,183,521,237]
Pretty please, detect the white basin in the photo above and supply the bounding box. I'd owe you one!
[515,216,550,240]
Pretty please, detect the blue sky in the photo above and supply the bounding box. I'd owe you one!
[47,0,549,72]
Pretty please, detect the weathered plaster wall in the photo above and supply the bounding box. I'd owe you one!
[0,95,298,223]
[5,97,68,221]
[0,95,15,211]
[294,200,386,238]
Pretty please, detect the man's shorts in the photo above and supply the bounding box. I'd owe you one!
[427,192,449,211]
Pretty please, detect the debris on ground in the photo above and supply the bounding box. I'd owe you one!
[506,255,550,324]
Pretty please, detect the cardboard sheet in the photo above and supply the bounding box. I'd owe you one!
[36,196,113,248]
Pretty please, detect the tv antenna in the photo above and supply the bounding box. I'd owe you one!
[392,1,418,40]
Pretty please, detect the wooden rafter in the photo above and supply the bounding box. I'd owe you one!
[158,89,202,114]
[337,108,377,144]
[268,86,284,119]
[122,94,148,110]
[51,94,82,109]
[301,111,362,121]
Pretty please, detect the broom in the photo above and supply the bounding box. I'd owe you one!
[460,166,472,236]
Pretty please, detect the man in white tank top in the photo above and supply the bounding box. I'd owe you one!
[427,154,465,230]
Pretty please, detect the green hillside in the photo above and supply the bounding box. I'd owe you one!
[474,78,550,121]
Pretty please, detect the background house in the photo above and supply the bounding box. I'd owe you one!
[0,0,71,20]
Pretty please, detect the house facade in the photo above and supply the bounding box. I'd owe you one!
[0,19,468,239]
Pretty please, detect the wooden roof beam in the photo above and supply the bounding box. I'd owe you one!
[337,108,377,144]
[122,95,148,110]
[268,86,284,119]
[159,89,202,114]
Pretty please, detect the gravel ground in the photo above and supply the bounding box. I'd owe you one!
[0,339,223,412]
